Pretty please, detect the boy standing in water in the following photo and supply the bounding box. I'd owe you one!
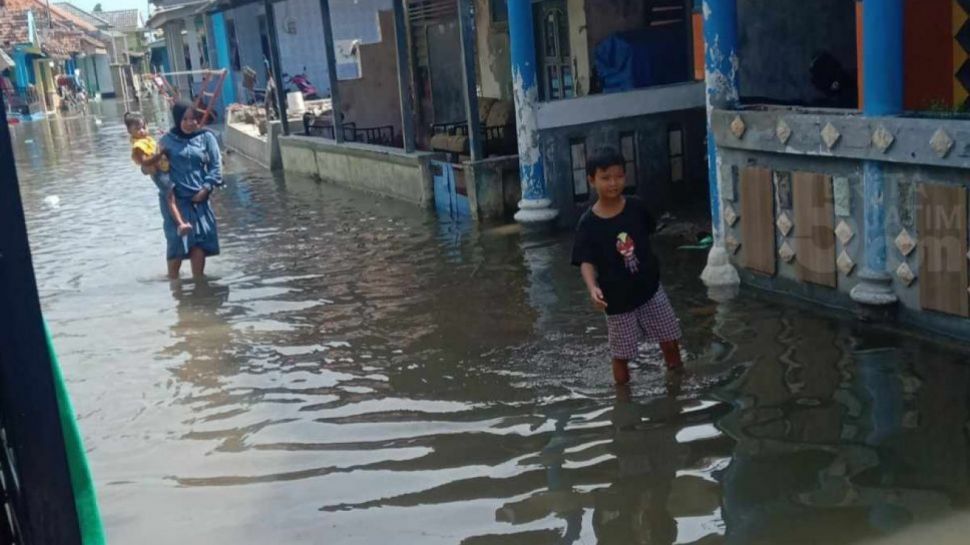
[124,113,192,236]
[571,148,683,385]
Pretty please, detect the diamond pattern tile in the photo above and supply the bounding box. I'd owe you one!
[724,204,739,227]
[958,20,970,57]
[872,125,895,153]
[726,234,741,255]
[821,122,841,150]
[776,119,792,145]
[837,250,855,276]
[835,220,854,245]
[957,62,970,103]
[895,229,917,257]
[897,262,916,287]
[779,241,795,263]
[776,211,794,237]
[730,115,746,139]
[930,128,954,158]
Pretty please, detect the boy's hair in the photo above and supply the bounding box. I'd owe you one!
[123,112,145,131]
[586,147,626,178]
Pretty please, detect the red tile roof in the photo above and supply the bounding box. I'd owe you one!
[0,0,105,55]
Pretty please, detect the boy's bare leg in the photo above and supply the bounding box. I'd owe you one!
[189,247,206,279]
[167,259,182,279]
[612,359,631,385]
[660,341,683,371]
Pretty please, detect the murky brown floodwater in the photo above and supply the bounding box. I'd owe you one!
[11,101,970,545]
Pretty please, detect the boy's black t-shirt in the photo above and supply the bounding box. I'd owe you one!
[571,196,660,316]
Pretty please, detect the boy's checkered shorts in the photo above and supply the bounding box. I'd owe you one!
[606,286,682,360]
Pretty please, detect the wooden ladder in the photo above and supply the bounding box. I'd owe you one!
[192,69,228,125]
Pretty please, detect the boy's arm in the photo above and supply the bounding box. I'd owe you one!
[167,190,188,227]
[581,263,607,310]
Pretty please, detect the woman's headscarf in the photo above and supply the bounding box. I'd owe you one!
[170,100,199,139]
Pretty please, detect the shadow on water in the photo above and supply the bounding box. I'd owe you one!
[12,100,970,544]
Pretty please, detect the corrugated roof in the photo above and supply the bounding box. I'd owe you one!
[53,2,112,29]
[96,9,142,31]
[145,0,210,29]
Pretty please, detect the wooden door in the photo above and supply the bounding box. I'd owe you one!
[793,172,837,287]
[740,167,776,276]
[918,183,969,317]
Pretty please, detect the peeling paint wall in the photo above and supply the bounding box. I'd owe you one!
[737,0,857,106]
[474,0,512,100]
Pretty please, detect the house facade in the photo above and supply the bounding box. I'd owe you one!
[702,0,970,338]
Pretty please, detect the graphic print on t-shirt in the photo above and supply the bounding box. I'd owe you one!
[616,232,640,273]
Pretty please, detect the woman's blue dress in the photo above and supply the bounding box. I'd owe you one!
[159,130,222,260]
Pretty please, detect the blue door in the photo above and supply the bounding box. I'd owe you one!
[432,161,470,221]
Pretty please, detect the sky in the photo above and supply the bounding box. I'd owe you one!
[66,0,151,19]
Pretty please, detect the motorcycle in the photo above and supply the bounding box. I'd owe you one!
[283,67,320,100]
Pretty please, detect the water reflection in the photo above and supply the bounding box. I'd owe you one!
[718,325,969,544]
[13,104,970,545]
[165,279,233,390]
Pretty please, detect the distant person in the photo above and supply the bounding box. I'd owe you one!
[571,148,683,385]
[160,100,223,279]
[124,113,193,270]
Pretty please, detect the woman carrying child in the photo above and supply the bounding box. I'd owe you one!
[160,100,223,279]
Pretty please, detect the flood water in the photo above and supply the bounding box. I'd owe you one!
[11,102,970,544]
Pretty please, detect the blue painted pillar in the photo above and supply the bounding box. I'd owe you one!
[509,0,557,225]
[702,0,739,238]
[700,0,741,289]
[851,0,903,307]
[210,12,237,107]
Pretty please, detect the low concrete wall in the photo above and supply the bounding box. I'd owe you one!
[224,121,282,170]
[465,156,521,221]
[712,107,970,169]
[279,135,438,207]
